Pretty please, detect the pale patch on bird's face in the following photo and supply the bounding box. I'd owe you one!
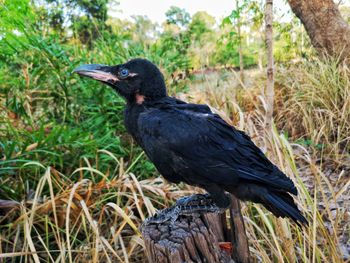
[135,93,145,104]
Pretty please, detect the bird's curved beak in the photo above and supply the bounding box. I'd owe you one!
[73,64,119,84]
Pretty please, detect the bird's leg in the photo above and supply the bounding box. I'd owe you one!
[175,194,231,215]
[175,186,231,215]
[176,203,225,215]
[175,193,212,206]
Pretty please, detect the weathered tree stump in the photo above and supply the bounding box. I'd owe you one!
[142,212,235,263]
[142,195,250,263]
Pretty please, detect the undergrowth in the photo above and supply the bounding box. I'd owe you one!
[0,15,349,263]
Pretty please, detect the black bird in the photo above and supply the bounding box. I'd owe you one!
[74,58,307,225]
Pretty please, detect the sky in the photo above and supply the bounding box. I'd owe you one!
[112,0,293,25]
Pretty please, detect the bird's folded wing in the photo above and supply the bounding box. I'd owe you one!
[138,103,297,195]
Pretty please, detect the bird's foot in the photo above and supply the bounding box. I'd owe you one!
[141,194,228,230]
[141,203,225,231]
[141,206,182,230]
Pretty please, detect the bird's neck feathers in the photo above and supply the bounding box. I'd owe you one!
[128,80,167,105]
[138,70,167,101]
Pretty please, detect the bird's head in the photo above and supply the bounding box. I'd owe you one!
[74,58,167,104]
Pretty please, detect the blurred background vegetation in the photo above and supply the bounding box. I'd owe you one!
[0,0,349,262]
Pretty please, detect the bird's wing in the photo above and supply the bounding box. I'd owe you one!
[138,101,297,194]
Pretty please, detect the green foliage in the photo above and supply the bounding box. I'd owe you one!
[151,19,192,73]
[0,6,157,201]
[32,0,110,45]
[215,0,263,68]
[0,0,34,31]
[188,11,215,42]
[213,25,258,67]
[0,0,35,57]
[131,15,157,45]
[165,6,190,27]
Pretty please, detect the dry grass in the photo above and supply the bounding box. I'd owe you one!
[0,152,185,262]
[1,59,349,262]
[182,60,349,262]
[275,59,350,159]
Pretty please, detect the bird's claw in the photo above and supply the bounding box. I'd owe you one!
[141,206,181,230]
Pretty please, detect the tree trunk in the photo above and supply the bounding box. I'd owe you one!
[238,29,244,84]
[265,0,274,131]
[236,0,245,84]
[287,0,350,62]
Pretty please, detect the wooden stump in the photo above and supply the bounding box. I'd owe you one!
[142,212,236,263]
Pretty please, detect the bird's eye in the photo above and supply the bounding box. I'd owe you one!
[119,68,129,78]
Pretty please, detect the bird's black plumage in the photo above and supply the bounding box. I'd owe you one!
[74,58,307,225]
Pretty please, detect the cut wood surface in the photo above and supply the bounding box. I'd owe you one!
[142,212,237,263]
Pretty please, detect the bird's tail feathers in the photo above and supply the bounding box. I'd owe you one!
[261,191,308,226]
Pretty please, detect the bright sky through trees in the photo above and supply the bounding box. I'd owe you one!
[112,0,292,24]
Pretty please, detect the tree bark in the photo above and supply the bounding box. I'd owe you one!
[229,196,250,263]
[287,0,350,62]
[265,0,274,131]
